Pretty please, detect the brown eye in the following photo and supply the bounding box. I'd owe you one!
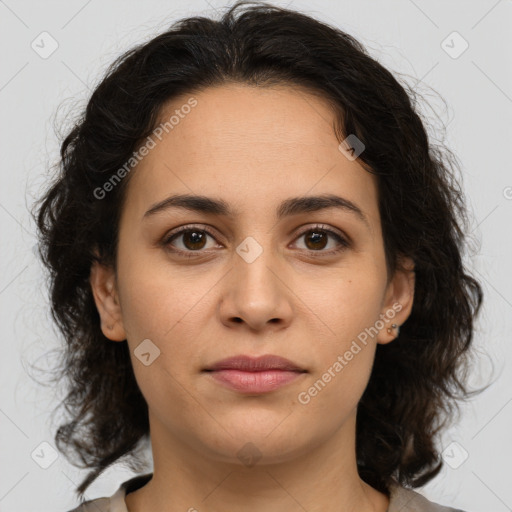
[304,230,329,250]
[293,225,350,255]
[163,226,219,254]
[181,230,207,250]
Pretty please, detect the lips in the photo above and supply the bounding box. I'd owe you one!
[205,355,305,372]
[203,355,306,394]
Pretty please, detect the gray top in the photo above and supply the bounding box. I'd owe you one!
[66,473,466,512]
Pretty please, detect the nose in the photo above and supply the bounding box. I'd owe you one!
[219,246,294,332]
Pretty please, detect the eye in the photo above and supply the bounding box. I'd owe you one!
[162,223,350,258]
[162,225,220,255]
[292,224,350,255]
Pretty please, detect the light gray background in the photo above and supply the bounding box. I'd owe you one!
[1,1,511,511]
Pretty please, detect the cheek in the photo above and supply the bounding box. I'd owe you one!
[117,248,206,340]
[309,271,385,342]
[302,271,384,397]
[297,351,375,432]
[116,263,204,416]
[116,253,236,390]
[297,314,377,424]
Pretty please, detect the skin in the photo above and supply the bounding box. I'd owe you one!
[90,83,415,512]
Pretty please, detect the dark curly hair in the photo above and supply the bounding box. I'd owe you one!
[32,0,484,499]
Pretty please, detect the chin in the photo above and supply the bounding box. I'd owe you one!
[192,419,319,467]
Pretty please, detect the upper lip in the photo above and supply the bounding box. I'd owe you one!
[204,355,306,372]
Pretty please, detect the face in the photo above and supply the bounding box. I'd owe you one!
[90,83,415,467]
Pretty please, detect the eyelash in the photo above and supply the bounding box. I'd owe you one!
[162,223,350,258]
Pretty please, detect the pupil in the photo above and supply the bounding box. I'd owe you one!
[307,231,327,250]
[185,231,206,250]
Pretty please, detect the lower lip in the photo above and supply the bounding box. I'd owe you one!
[206,369,304,393]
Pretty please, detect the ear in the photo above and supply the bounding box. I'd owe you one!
[89,253,127,342]
[376,255,415,345]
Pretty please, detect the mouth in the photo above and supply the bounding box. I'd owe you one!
[205,354,305,372]
[203,355,307,394]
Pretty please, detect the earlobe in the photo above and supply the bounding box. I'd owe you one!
[89,259,127,342]
[376,256,415,345]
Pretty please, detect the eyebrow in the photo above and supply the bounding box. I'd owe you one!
[143,193,370,228]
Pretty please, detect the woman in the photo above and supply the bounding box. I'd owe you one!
[33,2,483,511]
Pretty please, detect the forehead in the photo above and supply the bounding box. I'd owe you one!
[121,83,379,227]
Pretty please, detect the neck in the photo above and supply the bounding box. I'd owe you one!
[125,411,389,512]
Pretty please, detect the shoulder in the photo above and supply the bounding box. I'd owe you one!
[63,473,153,512]
[388,482,467,512]
[64,497,110,512]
